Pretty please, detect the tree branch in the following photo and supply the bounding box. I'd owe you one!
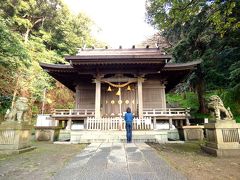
[172,0,200,11]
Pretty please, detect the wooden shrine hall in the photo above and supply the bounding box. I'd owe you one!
[40,47,201,134]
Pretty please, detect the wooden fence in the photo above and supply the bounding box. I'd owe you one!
[86,117,152,130]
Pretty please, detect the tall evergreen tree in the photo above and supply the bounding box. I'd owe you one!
[146,0,240,114]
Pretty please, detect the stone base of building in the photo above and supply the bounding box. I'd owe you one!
[35,126,61,142]
[0,121,34,154]
[69,130,169,143]
[201,145,240,157]
[167,129,180,140]
[59,129,71,141]
[179,125,204,141]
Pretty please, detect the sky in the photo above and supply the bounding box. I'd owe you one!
[63,0,156,48]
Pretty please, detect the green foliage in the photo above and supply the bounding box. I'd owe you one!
[0,0,101,116]
[209,0,240,35]
[167,90,240,122]
[146,0,240,115]
[236,117,240,123]
[214,89,240,122]
[0,94,12,115]
[167,92,199,116]
[167,92,198,109]
[0,18,29,68]
[205,89,240,122]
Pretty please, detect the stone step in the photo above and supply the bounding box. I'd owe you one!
[69,130,176,143]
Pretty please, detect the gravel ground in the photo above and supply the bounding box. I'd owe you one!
[0,142,87,180]
[148,142,240,180]
[1,141,239,180]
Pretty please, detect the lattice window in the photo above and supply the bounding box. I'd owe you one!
[222,129,240,142]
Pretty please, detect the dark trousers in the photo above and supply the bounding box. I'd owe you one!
[125,122,132,142]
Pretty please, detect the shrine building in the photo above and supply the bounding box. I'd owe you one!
[39,47,201,142]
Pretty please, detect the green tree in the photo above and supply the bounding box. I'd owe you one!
[146,0,240,115]
[0,0,102,117]
[0,18,29,95]
[0,0,64,42]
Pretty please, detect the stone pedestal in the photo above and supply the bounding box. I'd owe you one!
[179,125,204,141]
[202,120,240,157]
[0,122,35,154]
[35,126,61,142]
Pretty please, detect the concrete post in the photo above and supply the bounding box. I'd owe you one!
[180,120,183,127]
[95,77,101,119]
[153,117,157,129]
[137,77,143,119]
[66,118,72,130]
[169,118,173,129]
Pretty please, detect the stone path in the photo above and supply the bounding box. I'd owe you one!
[54,143,186,180]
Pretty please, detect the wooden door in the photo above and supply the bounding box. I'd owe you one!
[102,84,136,117]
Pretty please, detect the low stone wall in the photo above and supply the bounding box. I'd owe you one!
[35,126,61,142]
[179,126,204,141]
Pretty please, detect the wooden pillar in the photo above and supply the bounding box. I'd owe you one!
[137,77,143,118]
[160,84,166,108]
[95,77,101,119]
[75,84,81,109]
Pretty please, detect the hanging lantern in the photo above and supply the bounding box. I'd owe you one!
[127,85,131,91]
[116,88,121,96]
[107,86,112,92]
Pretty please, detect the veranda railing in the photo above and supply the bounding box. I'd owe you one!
[143,108,190,117]
[52,108,189,118]
[53,109,95,116]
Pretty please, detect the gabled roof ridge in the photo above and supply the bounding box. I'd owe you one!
[77,47,160,51]
[39,62,73,69]
[165,60,202,67]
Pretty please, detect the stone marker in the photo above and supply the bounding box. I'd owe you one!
[202,95,240,157]
[0,97,35,154]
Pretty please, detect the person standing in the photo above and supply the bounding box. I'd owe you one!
[124,107,133,143]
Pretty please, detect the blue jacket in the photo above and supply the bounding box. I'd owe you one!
[124,112,133,123]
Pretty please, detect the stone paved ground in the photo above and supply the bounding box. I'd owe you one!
[54,143,186,180]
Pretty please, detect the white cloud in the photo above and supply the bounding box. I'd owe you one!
[63,0,156,47]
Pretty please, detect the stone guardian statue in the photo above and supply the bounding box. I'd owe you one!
[207,95,233,121]
[4,97,29,123]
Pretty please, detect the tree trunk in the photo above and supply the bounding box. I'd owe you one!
[24,28,31,43]
[11,75,20,109]
[195,65,207,114]
[196,79,207,113]
[24,18,44,43]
